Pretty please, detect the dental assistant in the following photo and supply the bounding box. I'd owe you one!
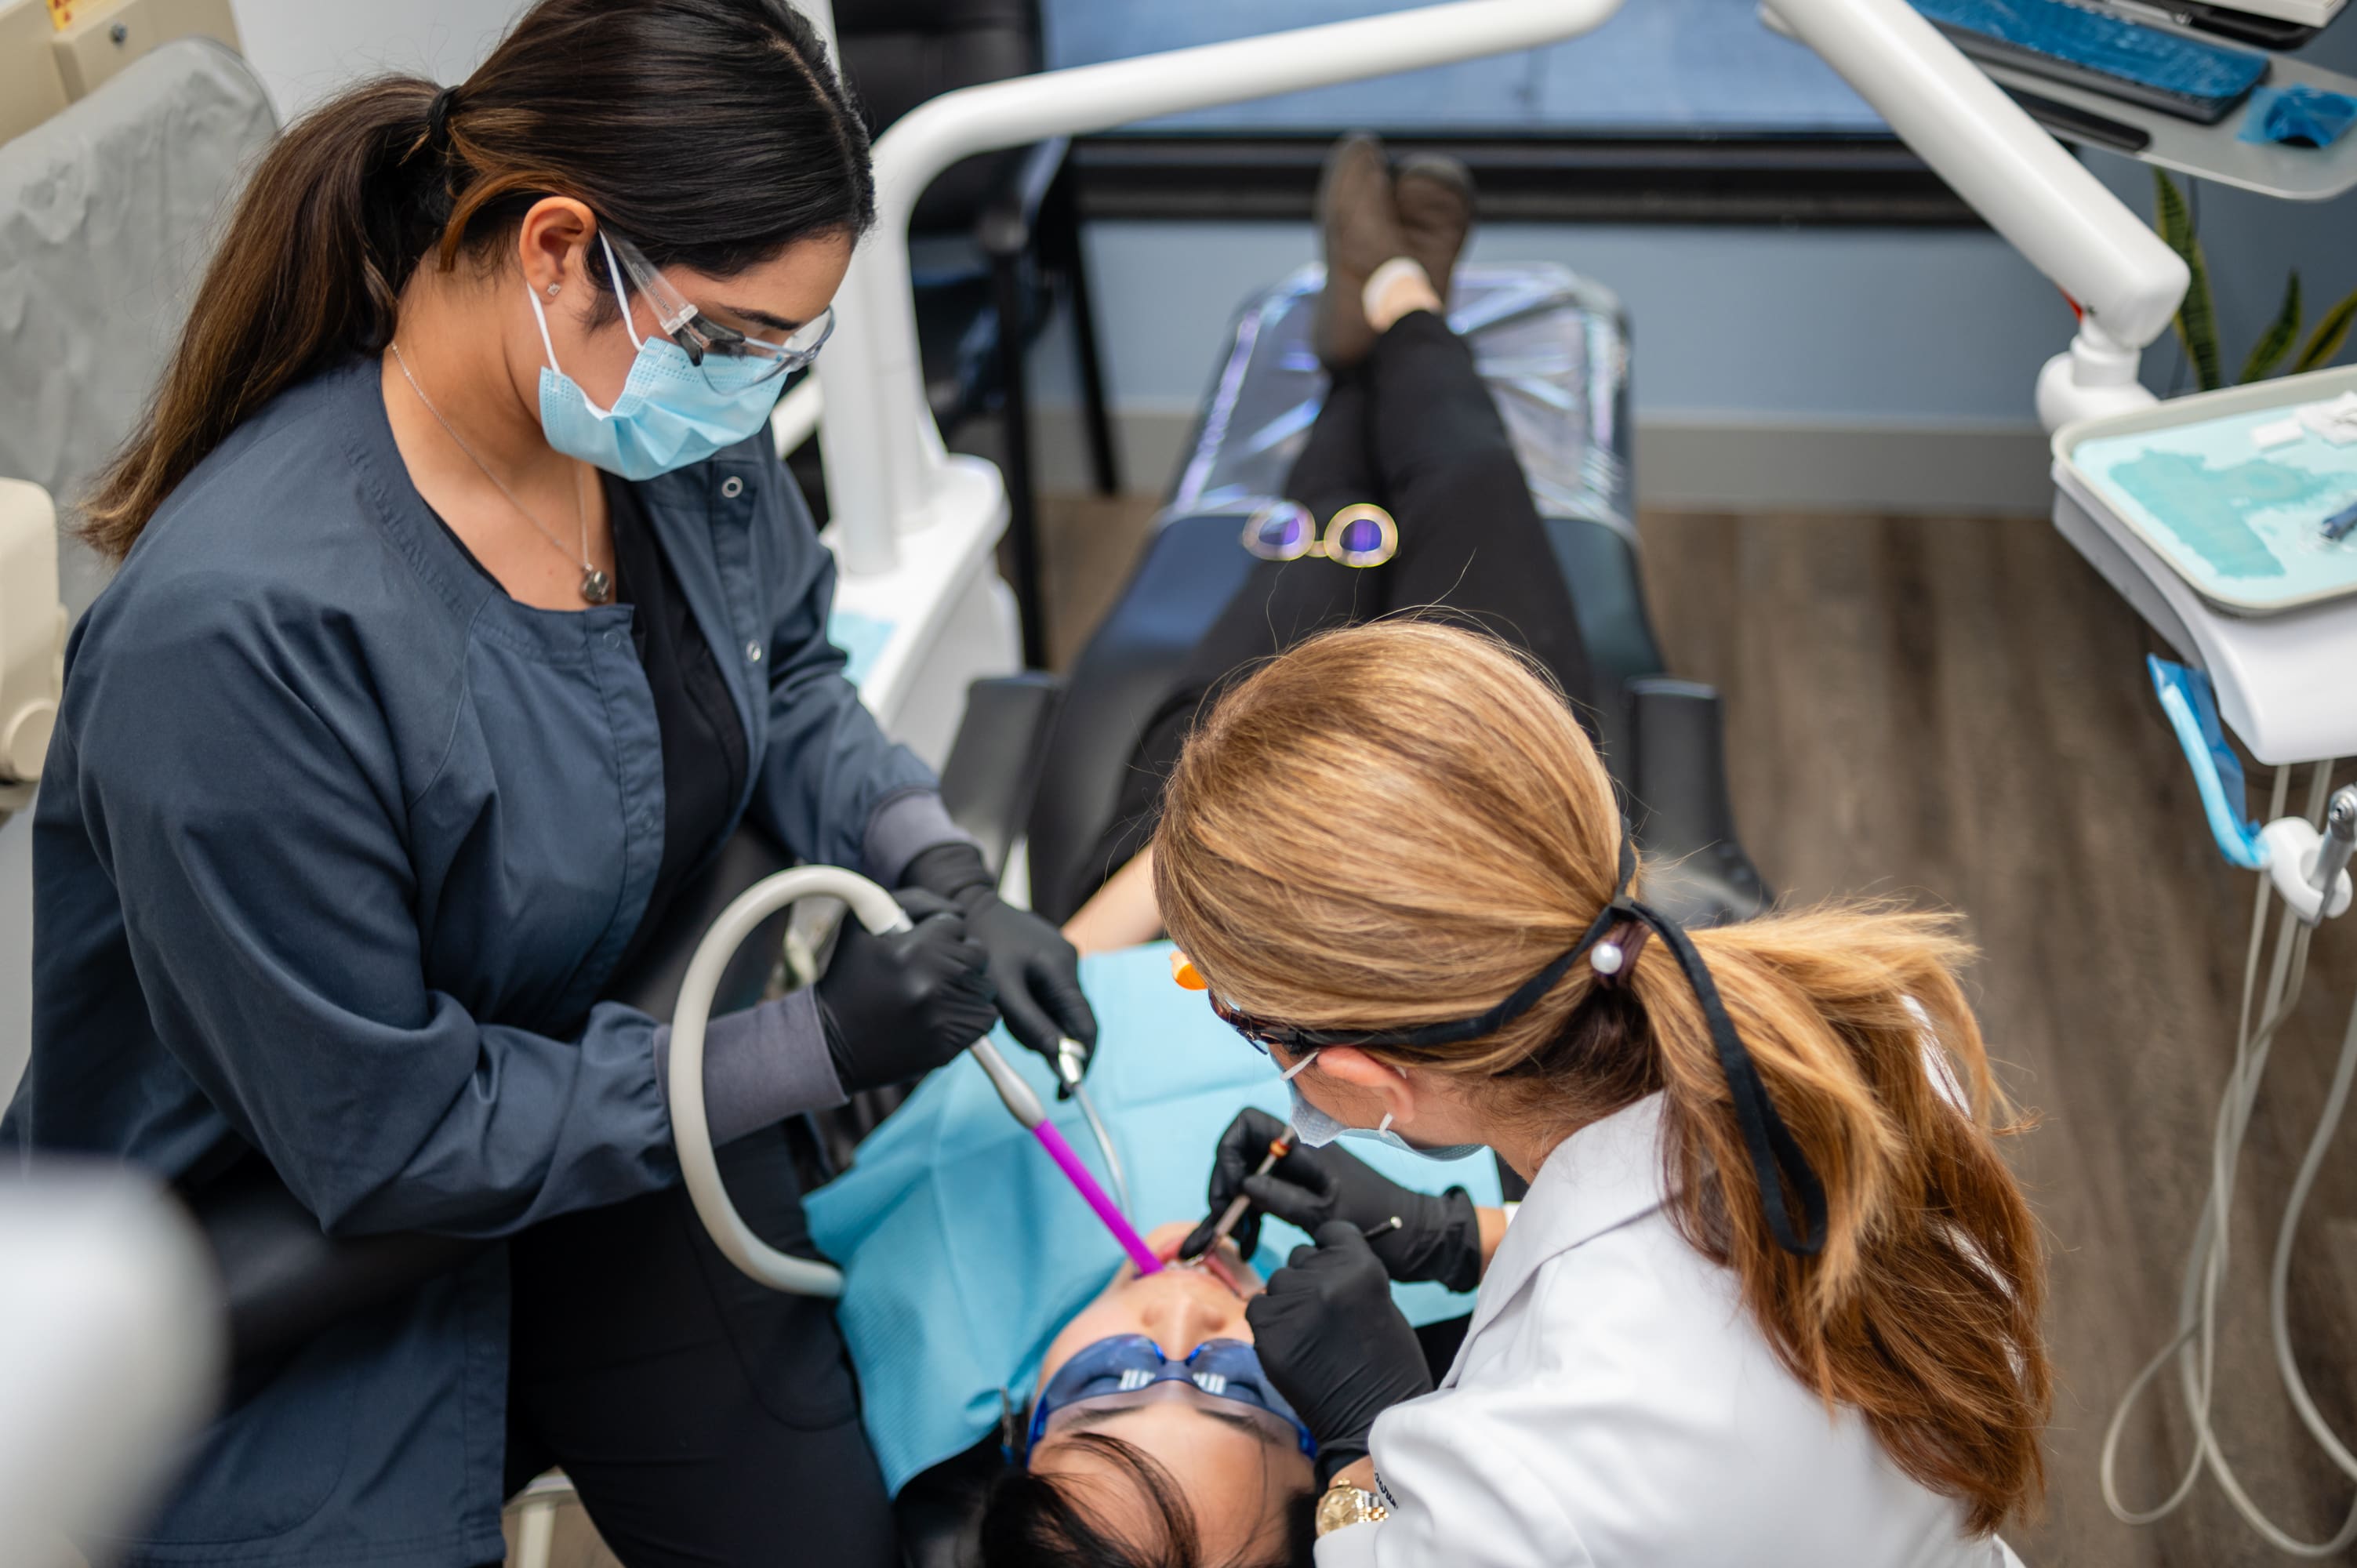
[1157,623,2050,1567]
[2,3,1095,1563]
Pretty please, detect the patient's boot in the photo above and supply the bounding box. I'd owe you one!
[1394,154,1476,309]
[1313,132,1405,373]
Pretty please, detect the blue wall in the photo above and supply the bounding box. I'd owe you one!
[1033,222,2080,428]
[1031,24,2357,444]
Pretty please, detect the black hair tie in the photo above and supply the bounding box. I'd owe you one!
[1233,818,1828,1257]
[1622,897,1827,1257]
[425,85,459,151]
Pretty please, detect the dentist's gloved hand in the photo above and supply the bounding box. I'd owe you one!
[1248,1222,1435,1485]
[1180,1107,1483,1292]
[902,841,1099,1077]
[815,888,997,1094]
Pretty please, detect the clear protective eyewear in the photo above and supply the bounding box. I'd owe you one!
[1026,1334,1315,1459]
[601,228,835,390]
[1240,499,1398,568]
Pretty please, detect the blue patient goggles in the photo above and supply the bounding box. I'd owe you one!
[1026,1335,1316,1459]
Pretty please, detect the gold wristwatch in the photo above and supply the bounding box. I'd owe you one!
[1315,1475,1390,1537]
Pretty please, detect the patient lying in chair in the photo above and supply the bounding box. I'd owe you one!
[804,134,1593,1563]
[1062,131,1600,958]
[803,941,1499,1566]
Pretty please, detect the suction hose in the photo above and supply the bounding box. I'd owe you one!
[666,865,911,1298]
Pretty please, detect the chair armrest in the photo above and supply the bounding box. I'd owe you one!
[1625,677,1770,927]
[940,673,1066,875]
[975,136,1071,259]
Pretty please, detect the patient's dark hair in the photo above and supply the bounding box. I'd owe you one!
[979,1434,1315,1568]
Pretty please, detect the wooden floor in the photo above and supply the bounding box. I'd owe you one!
[1644,510,2357,1567]
[517,498,2357,1567]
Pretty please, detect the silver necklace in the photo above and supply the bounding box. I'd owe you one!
[389,342,612,606]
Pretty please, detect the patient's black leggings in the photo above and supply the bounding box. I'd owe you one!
[1099,307,1598,879]
[500,1127,897,1567]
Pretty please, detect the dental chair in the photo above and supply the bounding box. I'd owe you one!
[991,260,1770,935]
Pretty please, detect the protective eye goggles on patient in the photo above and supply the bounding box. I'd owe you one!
[1202,832,1832,1254]
[601,229,835,390]
[1240,500,1397,568]
[1027,1335,1315,1458]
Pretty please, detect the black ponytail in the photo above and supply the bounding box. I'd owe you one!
[83,0,871,559]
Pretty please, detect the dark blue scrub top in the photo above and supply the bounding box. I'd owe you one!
[4,357,960,1567]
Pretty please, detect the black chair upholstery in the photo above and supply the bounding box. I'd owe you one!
[829,0,1120,666]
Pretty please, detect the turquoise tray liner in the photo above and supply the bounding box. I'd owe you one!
[2074,406,2357,614]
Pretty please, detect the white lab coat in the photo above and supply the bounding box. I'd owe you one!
[1316,1093,2028,1568]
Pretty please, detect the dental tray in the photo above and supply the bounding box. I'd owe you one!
[2054,365,2357,615]
[1911,0,2270,122]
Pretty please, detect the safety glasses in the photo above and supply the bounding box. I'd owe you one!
[1028,1334,1314,1457]
[1240,500,1397,568]
[602,229,834,389]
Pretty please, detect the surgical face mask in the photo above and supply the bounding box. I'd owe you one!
[525,235,788,481]
[1280,1050,1484,1162]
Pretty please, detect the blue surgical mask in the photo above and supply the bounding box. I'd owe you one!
[526,235,784,481]
[1280,1050,1484,1163]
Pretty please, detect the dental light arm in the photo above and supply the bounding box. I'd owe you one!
[816,0,1629,574]
[1760,0,2189,430]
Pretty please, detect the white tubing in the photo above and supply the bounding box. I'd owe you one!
[667,866,911,1296]
[2103,762,2357,1554]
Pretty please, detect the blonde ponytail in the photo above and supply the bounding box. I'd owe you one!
[1153,620,2048,1536]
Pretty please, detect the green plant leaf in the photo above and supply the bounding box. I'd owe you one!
[2239,270,2302,383]
[2294,285,2357,374]
[2153,170,2221,392]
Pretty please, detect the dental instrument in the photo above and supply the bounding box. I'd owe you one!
[1184,1125,1296,1265]
[668,865,1159,1296]
[967,1034,1163,1276]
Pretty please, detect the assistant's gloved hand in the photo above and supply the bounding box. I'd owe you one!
[1179,1107,1482,1292]
[1247,1221,1436,1483]
[815,888,997,1095]
[902,842,1099,1076]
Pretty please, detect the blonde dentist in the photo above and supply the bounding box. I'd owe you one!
[1159,622,2046,1567]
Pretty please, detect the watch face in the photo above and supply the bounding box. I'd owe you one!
[1315,1485,1387,1537]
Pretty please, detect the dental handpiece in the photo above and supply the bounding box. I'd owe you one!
[968,1037,1161,1275]
[1188,1127,1295,1262]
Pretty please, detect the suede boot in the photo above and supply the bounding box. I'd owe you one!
[1312,133,1406,373]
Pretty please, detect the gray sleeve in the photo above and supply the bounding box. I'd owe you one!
[650,989,848,1146]
[862,788,978,888]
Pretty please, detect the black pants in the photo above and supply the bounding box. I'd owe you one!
[502,1127,896,1567]
[1097,308,1597,877]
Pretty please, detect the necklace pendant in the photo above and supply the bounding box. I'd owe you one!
[580,568,612,606]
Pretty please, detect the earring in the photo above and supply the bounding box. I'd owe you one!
[545,283,561,298]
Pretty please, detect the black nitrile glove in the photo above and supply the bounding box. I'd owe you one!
[902,842,1099,1076]
[1246,1221,1436,1484]
[815,888,997,1095]
[1179,1107,1483,1293]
